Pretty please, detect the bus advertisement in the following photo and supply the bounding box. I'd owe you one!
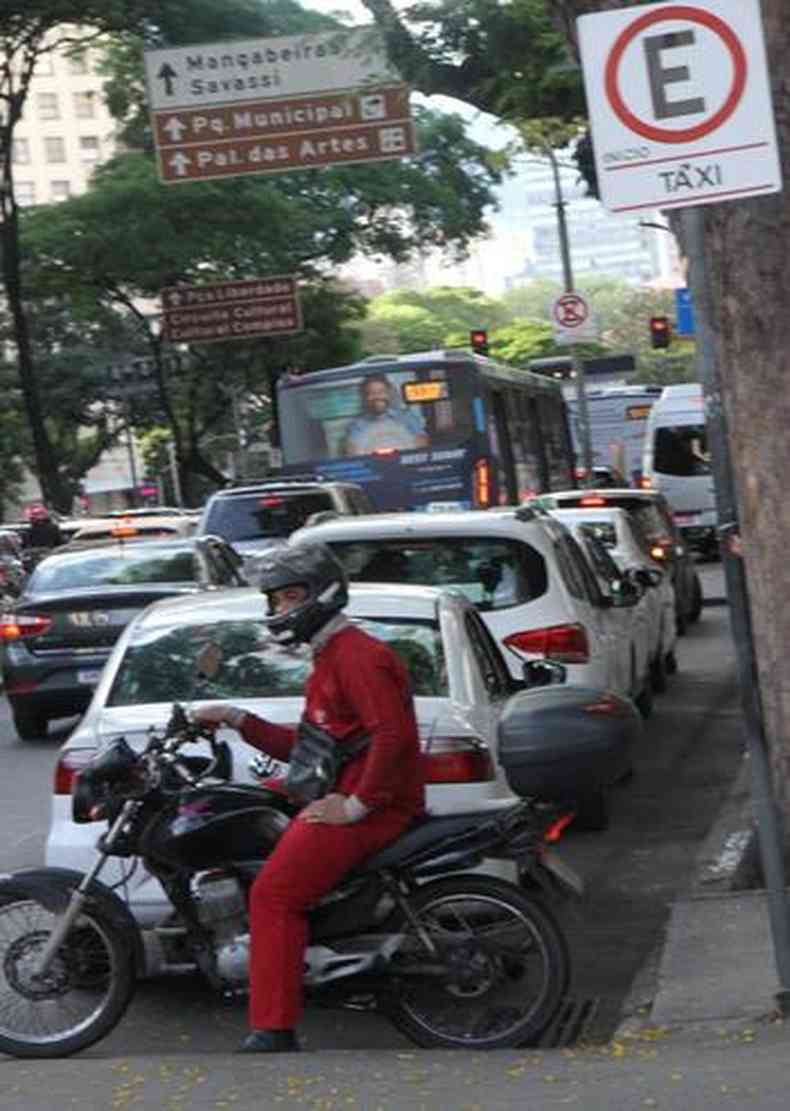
[276,350,576,511]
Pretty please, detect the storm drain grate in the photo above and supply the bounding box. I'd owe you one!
[537,996,600,1048]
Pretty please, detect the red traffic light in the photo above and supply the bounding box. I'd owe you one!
[649,316,671,349]
[470,329,489,355]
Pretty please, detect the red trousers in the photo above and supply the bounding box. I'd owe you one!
[248,807,413,1030]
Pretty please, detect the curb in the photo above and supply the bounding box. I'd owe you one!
[614,747,755,1038]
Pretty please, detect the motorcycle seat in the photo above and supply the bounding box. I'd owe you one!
[352,811,493,875]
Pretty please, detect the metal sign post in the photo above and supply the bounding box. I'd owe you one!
[578,0,790,1014]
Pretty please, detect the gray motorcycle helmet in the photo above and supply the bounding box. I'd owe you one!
[257,542,349,644]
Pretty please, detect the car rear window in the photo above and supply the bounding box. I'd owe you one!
[107,615,446,705]
[30,548,197,591]
[205,492,334,542]
[327,537,547,610]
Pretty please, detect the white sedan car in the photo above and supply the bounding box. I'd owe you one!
[548,506,677,693]
[47,584,527,925]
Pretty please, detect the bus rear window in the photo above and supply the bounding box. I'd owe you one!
[279,368,474,464]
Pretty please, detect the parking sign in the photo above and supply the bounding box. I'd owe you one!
[578,0,782,213]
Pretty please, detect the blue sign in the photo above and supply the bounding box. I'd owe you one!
[674,288,695,336]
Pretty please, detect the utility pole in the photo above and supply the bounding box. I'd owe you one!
[542,144,594,481]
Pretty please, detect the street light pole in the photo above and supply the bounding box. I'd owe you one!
[542,144,594,482]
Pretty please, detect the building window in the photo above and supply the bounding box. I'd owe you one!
[37,92,60,121]
[44,136,67,163]
[67,50,89,76]
[79,135,100,162]
[73,91,96,119]
[12,138,30,164]
[16,182,36,206]
[51,180,72,202]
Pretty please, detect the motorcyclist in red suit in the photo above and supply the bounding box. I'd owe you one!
[193,542,425,1053]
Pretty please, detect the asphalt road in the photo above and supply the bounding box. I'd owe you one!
[0,562,745,1056]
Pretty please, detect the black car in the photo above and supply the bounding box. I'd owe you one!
[195,478,376,564]
[0,535,245,741]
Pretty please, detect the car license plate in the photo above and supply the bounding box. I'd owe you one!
[77,668,102,685]
[542,849,584,897]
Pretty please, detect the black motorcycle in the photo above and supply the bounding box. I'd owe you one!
[0,704,579,1058]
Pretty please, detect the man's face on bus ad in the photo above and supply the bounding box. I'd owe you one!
[363,379,392,416]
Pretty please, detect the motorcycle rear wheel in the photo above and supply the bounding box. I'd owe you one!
[387,874,569,1049]
[0,892,135,1058]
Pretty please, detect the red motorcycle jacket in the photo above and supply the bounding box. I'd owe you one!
[238,623,425,819]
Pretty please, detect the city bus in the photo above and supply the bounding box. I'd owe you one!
[276,349,576,511]
[565,385,662,488]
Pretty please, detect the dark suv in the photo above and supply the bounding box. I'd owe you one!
[195,479,375,561]
[532,488,703,634]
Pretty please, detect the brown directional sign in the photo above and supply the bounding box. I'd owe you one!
[160,276,301,344]
[153,84,415,184]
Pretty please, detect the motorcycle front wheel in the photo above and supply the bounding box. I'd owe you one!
[0,891,136,1058]
[387,874,569,1049]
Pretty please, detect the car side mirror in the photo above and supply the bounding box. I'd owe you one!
[611,577,641,607]
[521,660,567,688]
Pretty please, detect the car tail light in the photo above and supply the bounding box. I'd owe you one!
[639,476,652,490]
[544,812,577,843]
[473,459,491,508]
[54,748,97,795]
[0,614,53,640]
[424,737,495,784]
[504,623,590,664]
[579,495,607,507]
[258,496,284,507]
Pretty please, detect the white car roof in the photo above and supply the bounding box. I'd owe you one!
[292,507,548,544]
[549,506,631,529]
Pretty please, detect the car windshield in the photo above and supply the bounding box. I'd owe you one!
[327,537,547,611]
[106,614,447,705]
[29,547,196,591]
[206,492,335,543]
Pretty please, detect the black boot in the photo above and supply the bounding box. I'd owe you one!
[237,1028,300,1053]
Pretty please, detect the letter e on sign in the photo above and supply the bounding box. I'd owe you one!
[577,0,782,213]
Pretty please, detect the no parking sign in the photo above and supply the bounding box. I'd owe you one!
[578,0,782,213]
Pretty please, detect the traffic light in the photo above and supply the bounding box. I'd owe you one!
[470,329,489,356]
[649,315,671,349]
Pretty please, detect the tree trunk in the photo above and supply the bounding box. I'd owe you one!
[547,0,790,833]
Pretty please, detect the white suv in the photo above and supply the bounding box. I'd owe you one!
[292,507,648,704]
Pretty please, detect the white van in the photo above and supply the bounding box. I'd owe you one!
[641,383,717,556]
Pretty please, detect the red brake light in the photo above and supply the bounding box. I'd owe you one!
[259,496,284,507]
[504,623,590,664]
[54,749,97,795]
[579,495,607,507]
[544,812,577,843]
[0,614,53,640]
[372,448,399,456]
[423,738,495,784]
[639,476,652,490]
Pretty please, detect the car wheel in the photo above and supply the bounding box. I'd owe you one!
[11,705,48,742]
[687,575,703,624]
[651,644,669,694]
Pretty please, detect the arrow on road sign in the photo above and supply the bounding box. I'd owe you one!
[168,152,192,176]
[157,63,178,96]
[162,116,187,142]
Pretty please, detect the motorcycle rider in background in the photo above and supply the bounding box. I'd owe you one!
[27,505,63,550]
[193,542,425,1053]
